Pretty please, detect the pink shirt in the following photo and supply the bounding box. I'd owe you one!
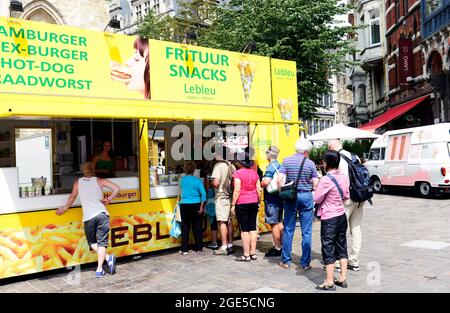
[233,168,259,205]
[313,170,350,220]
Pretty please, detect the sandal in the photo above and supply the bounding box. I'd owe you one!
[235,255,251,262]
[315,282,336,291]
[250,254,257,261]
[334,278,348,288]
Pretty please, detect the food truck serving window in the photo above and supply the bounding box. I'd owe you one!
[148,121,249,199]
[0,118,140,214]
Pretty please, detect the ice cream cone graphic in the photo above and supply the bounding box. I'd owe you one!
[238,57,255,102]
[278,99,293,136]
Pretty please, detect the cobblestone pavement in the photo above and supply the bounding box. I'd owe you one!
[1,192,450,293]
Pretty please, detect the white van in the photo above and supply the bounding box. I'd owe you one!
[365,123,450,197]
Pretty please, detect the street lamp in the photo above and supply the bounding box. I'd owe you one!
[182,30,197,44]
[104,18,121,32]
[9,0,24,17]
[242,42,256,54]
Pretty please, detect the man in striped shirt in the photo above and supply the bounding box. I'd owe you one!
[277,137,319,270]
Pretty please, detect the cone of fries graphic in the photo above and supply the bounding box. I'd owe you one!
[278,98,293,136]
[238,57,255,102]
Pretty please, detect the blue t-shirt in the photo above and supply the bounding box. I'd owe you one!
[263,160,282,203]
[179,175,206,204]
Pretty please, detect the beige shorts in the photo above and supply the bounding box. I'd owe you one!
[215,197,231,222]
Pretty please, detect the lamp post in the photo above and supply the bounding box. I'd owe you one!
[104,18,121,32]
[182,30,197,45]
[242,42,256,54]
[9,0,24,18]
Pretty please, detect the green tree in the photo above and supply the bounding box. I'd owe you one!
[198,0,356,120]
[137,9,175,41]
[138,0,356,119]
[138,0,218,43]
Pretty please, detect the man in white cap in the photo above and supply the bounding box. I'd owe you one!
[260,145,284,257]
[277,135,319,270]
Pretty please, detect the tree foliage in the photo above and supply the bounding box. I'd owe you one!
[138,0,356,119]
[138,0,217,43]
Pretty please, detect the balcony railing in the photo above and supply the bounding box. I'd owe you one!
[422,4,450,39]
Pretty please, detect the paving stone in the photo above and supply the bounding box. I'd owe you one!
[2,194,450,292]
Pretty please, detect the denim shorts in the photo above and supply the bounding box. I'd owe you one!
[321,214,348,265]
[84,212,110,248]
[264,200,283,224]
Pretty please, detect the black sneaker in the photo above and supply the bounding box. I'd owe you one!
[226,246,235,255]
[347,264,360,272]
[265,247,282,257]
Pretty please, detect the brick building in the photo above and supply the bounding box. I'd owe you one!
[421,0,450,123]
[359,0,439,132]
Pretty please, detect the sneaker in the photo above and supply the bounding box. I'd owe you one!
[213,248,228,255]
[207,242,219,250]
[180,251,188,255]
[95,270,106,278]
[347,264,360,272]
[265,247,282,257]
[107,254,117,274]
[226,246,235,254]
[302,265,312,271]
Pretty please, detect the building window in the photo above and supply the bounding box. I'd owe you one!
[358,85,366,106]
[136,5,142,20]
[314,119,319,134]
[359,14,365,48]
[425,0,444,16]
[369,8,380,45]
[324,95,329,108]
[320,120,325,131]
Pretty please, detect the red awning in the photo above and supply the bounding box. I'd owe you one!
[359,95,430,131]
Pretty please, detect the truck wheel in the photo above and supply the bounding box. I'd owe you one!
[372,177,383,193]
[418,182,433,198]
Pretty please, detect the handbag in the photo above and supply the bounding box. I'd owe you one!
[169,213,182,239]
[174,198,182,223]
[170,200,182,238]
[205,189,216,224]
[266,163,282,194]
[279,157,307,201]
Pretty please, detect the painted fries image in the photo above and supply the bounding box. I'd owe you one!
[0,209,270,279]
[0,211,176,279]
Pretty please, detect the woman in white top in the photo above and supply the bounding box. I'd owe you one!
[57,162,120,278]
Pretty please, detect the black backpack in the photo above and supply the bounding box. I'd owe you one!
[339,152,373,205]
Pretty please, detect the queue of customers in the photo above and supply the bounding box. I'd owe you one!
[176,138,366,291]
[58,137,365,289]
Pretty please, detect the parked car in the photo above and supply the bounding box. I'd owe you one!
[365,123,450,197]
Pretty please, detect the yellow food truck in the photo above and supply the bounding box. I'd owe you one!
[0,17,300,279]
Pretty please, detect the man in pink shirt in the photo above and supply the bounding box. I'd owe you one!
[314,150,350,291]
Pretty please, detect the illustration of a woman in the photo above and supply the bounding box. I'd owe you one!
[110,37,150,99]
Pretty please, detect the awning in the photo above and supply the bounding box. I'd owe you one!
[359,95,430,132]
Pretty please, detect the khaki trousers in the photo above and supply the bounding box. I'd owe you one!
[344,200,364,267]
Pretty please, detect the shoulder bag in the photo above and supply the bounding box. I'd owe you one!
[266,163,281,194]
[279,157,307,201]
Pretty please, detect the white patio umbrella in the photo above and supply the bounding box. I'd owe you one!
[307,123,380,141]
